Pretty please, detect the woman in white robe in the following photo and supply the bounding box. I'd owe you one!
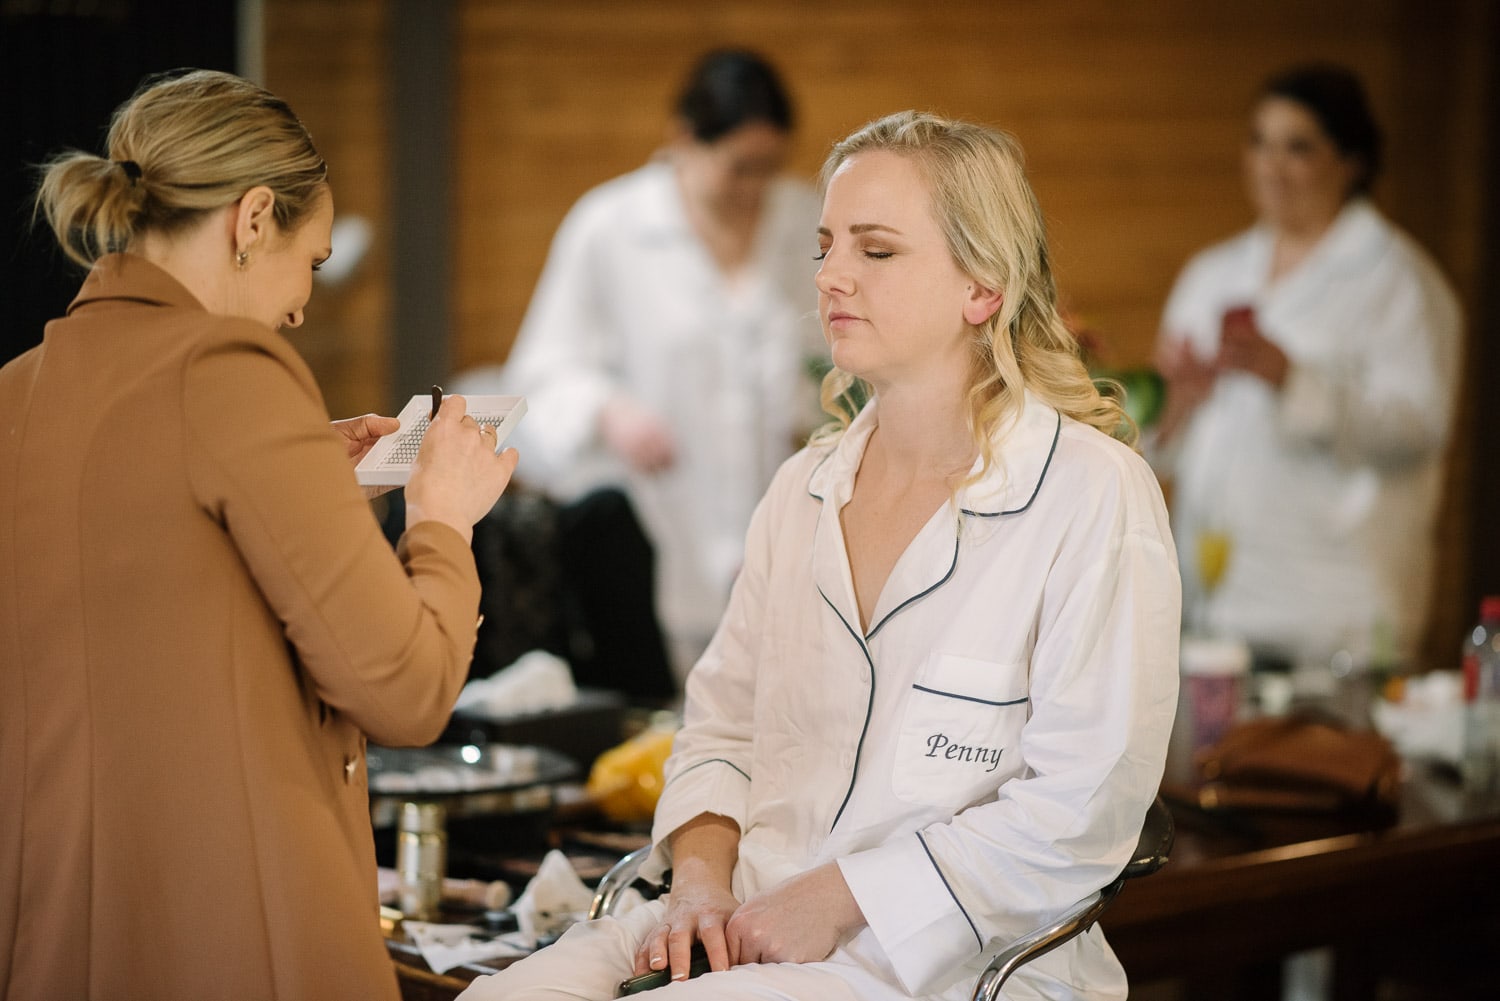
[1153,64,1462,667]
[491,50,824,682]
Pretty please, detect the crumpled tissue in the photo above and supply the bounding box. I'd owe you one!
[1371,670,1465,765]
[454,649,577,716]
[400,850,646,974]
[512,849,601,942]
[402,920,533,975]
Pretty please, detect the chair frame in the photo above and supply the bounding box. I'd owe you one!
[587,844,655,921]
[586,798,1174,1001]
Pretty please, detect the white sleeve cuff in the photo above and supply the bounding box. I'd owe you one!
[641,758,752,883]
[520,373,614,460]
[837,833,981,995]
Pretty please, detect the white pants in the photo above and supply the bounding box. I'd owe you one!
[457,899,909,1001]
[458,897,1105,1001]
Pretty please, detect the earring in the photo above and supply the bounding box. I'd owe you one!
[236,251,249,270]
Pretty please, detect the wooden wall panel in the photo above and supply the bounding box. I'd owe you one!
[262,0,390,421]
[261,0,1495,670]
[449,0,1452,375]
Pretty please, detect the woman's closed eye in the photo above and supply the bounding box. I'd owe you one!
[811,247,895,262]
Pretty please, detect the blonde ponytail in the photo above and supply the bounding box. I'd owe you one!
[36,154,150,268]
[34,69,326,269]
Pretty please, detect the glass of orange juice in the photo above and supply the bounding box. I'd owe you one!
[1195,527,1232,632]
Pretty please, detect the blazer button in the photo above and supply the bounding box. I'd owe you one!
[344,755,358,783]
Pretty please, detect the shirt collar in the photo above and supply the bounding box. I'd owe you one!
[1307,197,1383,273]
[633,158,695,241]
[67,252,209,316]
[1248,196,1384,282]
[807,391,1063,517]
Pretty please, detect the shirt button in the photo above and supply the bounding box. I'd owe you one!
[344,755,358,783]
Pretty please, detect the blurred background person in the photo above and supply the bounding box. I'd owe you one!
[1151,63,1462,671]
[0,69,516,1000]
[470,48,824,683]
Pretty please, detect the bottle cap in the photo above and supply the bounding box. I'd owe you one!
[1179,635,1251,677]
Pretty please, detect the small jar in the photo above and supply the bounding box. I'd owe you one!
[396,801,446,921]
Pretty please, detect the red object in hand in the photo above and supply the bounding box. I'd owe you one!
[1220,305,1256,340]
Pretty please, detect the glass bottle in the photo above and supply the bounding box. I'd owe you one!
[396,801,447,920]
[1460,596,1500,802]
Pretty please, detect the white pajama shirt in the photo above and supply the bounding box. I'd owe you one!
[465,395,1179,1001]
[491,161,825,675]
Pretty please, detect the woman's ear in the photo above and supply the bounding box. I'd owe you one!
[233,185,278,258]
[963,283,1004,326]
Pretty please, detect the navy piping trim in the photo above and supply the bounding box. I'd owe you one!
[661,757,750,792]
[806,450,836,502]
[961,411,1062,518]
[865,533,959,642]
[916,830,983,949]
[911,684,1029,708]
[820,586,875,833]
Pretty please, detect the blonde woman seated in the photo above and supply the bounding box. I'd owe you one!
[460,111,1179,1001]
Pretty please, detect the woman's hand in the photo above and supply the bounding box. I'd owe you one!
[332,413,402,462]
[332,413,403,499]
[634,813,741,979]
[600,394,677,474]
[724,862,866,967]
[1216,306,1289,388]
[633,878,741,980]
[404,395,518,543]
[1153,337,1217,444]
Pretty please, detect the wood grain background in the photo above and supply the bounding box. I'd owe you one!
[262,0,1497,670]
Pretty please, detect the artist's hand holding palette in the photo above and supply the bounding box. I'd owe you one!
[355,389,526,487]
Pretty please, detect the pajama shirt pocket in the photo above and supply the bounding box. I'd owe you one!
[891,652,1029,808]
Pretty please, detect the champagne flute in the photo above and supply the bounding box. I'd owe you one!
[1195,526,1232,634]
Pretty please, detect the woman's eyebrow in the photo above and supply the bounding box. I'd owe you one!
[816,223,905,237]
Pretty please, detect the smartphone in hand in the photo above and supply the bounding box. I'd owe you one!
[617,942,713,996]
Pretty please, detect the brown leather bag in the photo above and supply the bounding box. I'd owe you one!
[1191,715,1402,818]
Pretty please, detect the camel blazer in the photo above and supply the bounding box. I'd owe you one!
[0,254,481,1000]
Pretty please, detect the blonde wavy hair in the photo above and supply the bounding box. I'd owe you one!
[35,69,327,268]
[813,111,1133,476]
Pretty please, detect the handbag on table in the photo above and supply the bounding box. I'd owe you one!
[1170,714,1403,831]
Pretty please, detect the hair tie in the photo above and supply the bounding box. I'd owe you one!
[115,160,143,184]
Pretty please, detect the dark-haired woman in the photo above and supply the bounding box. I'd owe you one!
[1152,64,1461,668]
[490,49,823,682]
